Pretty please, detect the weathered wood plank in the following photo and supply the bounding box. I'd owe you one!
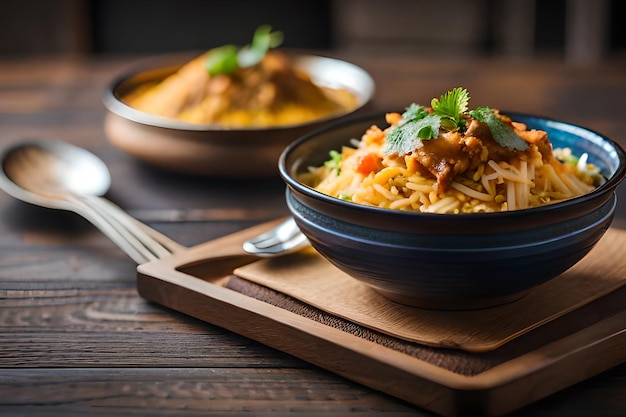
[0,366,624,416]
[0,281,306,368]
[0,368,421,415]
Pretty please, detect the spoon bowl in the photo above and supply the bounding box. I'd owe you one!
[0,140,111,208]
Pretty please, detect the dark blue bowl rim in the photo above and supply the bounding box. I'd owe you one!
[278,111,626,220]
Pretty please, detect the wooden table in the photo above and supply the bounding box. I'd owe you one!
[1,53,625,416]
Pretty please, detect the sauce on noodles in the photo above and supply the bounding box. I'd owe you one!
[299,89,602,213]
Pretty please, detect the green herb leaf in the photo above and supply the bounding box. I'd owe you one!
[470,107,528,150]
[236,47,265,69]
[398,103,430,125]
[431,87,469,130]
[383,88,529,156]
[205,25,283,75]
[253,24,284,50]
[382,88,471,156]
[205,45,239,76]
[324,150,342,175]
[238,25,284,68]
[384,114,441,155]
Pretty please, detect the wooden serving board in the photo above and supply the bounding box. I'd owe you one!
[136,219,626,417]
[233,238,626,353]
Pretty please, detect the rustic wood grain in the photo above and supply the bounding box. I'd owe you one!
[0,53,625,416]
[0,368,425,416]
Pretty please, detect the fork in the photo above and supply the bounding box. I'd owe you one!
[242,217,310,257]
[75,195,185,264]
[81,196,309,263]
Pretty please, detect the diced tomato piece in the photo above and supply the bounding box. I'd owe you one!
[356,152,382,175]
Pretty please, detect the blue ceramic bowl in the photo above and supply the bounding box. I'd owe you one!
[278,112,626,310]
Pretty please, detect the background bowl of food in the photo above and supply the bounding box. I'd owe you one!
[279,88,626,310]
[102,26,375,177]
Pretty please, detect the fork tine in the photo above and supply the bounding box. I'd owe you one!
[242,217,310,256]
[245,218,297,244]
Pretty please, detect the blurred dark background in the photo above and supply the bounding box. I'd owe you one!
[1,0,624,64]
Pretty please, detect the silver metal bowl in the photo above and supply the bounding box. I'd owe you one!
[102,52,375,177]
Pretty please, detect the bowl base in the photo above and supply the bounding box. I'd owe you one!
[375,288,529,311]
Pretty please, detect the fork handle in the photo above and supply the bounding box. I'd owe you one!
[78,195,185,262]
[67,197,154,264]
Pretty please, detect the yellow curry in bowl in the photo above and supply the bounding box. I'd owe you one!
[101,26,374,177]
[122,49,359,128]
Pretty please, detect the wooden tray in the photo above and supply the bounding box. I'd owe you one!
[136,220,626,417]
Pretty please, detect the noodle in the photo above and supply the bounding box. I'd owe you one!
[301,108,599,214]
[450,182,494,202]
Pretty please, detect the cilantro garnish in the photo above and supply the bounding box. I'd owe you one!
[383,87,529,156]
[324,150,342,175]
[431,87,469,131]
[384,88,469,155]
[205,25,283,76]
[204,45,239,76]
[384,107,440,155]
[399,103,431,124]
[469,107,528,150]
